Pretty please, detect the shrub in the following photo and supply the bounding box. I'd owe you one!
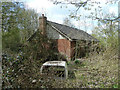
[74,60,80,64]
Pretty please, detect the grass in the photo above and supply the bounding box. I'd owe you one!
[53,48,118,88]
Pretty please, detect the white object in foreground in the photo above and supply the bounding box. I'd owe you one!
[40,61,68,79]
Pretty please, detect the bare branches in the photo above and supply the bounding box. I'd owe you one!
[53,0,89,15]
[53,0,89,6]
[52,0,119,22]
[95,16,120,22]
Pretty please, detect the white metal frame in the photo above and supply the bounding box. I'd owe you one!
[40,61,68,79]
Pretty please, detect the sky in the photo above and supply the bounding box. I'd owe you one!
[17,0,119,34]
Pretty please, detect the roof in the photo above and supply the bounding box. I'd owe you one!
[42,61,67,67]
[47,21,99,42]
[27,20,99,42]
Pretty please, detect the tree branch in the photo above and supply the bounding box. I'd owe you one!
[94,16,120,22]
[53,0,89,7]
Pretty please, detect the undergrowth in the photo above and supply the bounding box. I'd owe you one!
[52,48,118,88]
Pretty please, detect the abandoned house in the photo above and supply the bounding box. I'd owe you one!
[28,14,99,60]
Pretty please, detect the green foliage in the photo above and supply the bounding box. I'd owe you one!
[92,20,118,50]
[68,70,76,79]
[74,60,80,64]
[2,53,56,88]
[113,84,118,88]
[2,2,39,52]
[23,32,58,62]
[2,2,22,52]
[2,31,59,88]
[18,8,38,42]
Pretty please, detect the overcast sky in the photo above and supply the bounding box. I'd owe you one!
[18,0,118,34]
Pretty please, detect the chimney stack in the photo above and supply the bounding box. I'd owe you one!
[39,14,47,35]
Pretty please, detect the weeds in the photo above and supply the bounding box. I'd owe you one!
[56,47,118,88]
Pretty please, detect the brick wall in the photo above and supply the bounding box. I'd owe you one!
[57,39,76,60]
[58,39,71,59]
